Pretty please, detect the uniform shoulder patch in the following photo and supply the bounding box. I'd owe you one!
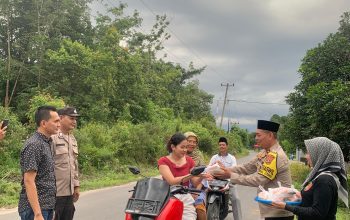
[258,151,278,180]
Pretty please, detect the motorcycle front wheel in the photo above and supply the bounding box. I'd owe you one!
[207,200,220,220]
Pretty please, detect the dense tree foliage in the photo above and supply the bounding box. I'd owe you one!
[285,12,350,161]
[0,1,214,124]
[0,2,250,205]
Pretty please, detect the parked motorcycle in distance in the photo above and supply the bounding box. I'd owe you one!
[206,178,230,220]
[124,166,206,220]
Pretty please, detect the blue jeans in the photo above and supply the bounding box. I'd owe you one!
[19,208,53,220]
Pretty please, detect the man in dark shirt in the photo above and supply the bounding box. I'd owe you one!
[18,106,60,220]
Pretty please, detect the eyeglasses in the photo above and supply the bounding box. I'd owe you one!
[187,140,197,144]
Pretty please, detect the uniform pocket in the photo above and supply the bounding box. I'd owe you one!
[55,145,68,155]
[55,145,68,165]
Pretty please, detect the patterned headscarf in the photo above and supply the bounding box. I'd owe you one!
[303,137,348,207]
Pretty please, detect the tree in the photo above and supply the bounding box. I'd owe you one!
[0,0,93,113]
[286,12,350,161]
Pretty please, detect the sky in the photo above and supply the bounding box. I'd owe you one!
[90,0,350,131]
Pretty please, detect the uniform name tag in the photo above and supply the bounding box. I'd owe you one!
[258,151,278,180]
[56,144,65,147]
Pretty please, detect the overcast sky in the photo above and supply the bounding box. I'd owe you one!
[91,0,350,131]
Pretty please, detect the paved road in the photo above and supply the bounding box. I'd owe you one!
[0,151,260,220]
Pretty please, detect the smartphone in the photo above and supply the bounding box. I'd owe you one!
[1,119,9,129]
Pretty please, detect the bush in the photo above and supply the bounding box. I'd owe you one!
[75,122,120,171]
[290,161,310,189]
[0,107,28,178]
[75,117,250,172]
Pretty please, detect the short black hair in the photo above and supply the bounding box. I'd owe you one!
[218,137,228,144]
[166,133,187,153]
[34,105,57,127]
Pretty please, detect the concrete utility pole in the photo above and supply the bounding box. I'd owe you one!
[219,83,234,128]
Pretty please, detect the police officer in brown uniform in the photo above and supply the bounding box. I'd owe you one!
[216,120,294,220]
[51,107,80,220]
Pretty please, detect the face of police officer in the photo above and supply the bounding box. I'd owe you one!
[186,136,198,154]
[60,115,77,133]
[255,129,274,149]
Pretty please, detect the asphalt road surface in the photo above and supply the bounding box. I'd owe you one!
[0,151,260,220]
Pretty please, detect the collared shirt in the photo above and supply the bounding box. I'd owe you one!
[229,143,293,218]
[209,153,237,168]
[51,131,79,196]
[18,131,56,213]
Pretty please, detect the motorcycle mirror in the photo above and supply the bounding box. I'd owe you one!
[128,166,140,175]
[190,165,206,176]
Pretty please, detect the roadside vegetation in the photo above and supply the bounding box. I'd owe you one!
[0,1,252,208]
[0,1,349,215]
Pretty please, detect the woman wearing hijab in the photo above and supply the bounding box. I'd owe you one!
[272,137,348,220]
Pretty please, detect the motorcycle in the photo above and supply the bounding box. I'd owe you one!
[124,166,206,220]
[206,178,230,220]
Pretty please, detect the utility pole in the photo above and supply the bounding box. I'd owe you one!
[219,83,234,128]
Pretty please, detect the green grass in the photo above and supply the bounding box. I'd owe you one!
[0,166,160,208]
[236,148,250,158]
[0,180,21,208]
[79,166,159,191]
[337,207,350,220]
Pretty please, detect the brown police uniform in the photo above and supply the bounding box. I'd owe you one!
[51,131,79,220]
[229,143,293,219]
[52,132,79,196]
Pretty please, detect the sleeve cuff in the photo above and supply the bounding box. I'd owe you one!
[285,204,295,213]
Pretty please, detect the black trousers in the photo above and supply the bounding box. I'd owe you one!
[265,216,294,220]
[54,196,75,220]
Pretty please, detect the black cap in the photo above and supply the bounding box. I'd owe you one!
[257,120,279,132]
[58,107,80,117]
[218,137,228,144]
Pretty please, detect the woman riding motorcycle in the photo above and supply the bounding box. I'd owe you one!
[158,133,208,220]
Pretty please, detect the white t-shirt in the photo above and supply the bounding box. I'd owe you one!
[209,153,237,168]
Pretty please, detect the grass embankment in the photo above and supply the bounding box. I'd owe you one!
[290,161,350,220]
[0,166,159,208]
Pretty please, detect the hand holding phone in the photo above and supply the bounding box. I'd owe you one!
[1,119,9,130]
[0,119,8,140]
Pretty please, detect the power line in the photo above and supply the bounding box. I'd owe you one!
[227,99,288,105]
[214,99,288,105]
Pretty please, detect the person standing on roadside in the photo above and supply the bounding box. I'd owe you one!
[18,106,60,220]
[52,107,80,220]
[272,137,348,220]
[216,120,293,220]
